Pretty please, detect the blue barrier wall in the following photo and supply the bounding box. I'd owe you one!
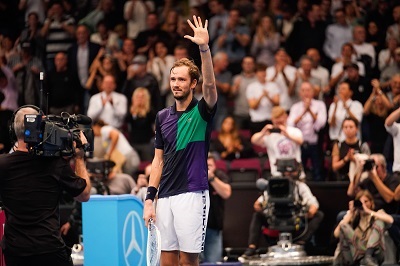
[82,195,147,266]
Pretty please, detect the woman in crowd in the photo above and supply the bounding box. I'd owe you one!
[113,38,136,73]
[250,15,281,67]
[213,116,254,160]
[331,117,366,181]
[86,51,122,94]
[363,79,391,153]
[147,40,175,107]
[126,87,156,161]
[334,190,393,266]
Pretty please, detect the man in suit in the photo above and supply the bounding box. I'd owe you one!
[67,24,101,114]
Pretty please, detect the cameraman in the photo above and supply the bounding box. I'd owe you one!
[241,160,323,258]
[347,154,400,215]
[0,106,91,266]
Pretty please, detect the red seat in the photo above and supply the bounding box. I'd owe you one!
[215,159,228,173]
[239,129,251,140]
[211,130,219,141]
[228,158,261,182]
[252,144,267,157]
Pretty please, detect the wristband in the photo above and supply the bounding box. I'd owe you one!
[199,46,210,53]
[145,186,158,201]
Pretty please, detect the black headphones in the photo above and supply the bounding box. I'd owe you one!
[9,105,42,144]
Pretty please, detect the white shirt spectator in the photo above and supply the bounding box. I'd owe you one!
[123,0,154,39]
[246,81,280,122]
[311,65,329,99]
[262,127,303,177]
[87,91,127,129]
[385,123,400,172]
[323,24,353,61]
[148,55,175,96]
[101,125,134,156]
[266,65,297,111]
[328,99,363,141]
[353,42,376,68]
[378,49,396,72]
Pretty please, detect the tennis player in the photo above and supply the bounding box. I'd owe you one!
[143,15,217,265]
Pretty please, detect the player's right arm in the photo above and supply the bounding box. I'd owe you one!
[143,148,164,227]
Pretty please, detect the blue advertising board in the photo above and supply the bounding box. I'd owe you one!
[82,195,147,266]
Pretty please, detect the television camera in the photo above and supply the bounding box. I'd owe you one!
[23,112,94,157]
[85,158,114,195]
[11,72,94,157]
[256,158,306,232]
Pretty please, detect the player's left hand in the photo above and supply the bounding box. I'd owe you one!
[184,15,209,46]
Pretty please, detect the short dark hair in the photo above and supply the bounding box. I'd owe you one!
[255,63,267,72]
[170,58,200,83]
[92,119,107,127]
[342,117,359,128]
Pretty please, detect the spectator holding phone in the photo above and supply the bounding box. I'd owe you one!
[251,106,304,178]
[334,190,393,266]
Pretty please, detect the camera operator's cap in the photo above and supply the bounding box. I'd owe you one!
[271,106,286,119]
[344,62,359,70]
[132,55,147,64]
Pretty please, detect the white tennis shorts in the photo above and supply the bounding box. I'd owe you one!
[156,190,210,253]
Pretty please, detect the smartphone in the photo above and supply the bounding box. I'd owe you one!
[269,128,281,133]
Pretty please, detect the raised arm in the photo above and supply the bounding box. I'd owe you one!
[386,106,400,127]
[184,16,217,109]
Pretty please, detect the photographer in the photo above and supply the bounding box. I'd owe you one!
[334,190,393,266]
[202,153,231,263]
[241,160,323,258]
[347,154,400,215]
[251,106,304,178]
[0,106,91,265]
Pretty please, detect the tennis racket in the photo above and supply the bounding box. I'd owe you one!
[147,218,161,266]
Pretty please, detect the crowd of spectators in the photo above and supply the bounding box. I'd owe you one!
[1,0,400,179]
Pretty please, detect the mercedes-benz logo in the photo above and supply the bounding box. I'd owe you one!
[123,211,146,266]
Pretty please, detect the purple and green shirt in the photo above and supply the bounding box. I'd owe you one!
[155,97,216,198]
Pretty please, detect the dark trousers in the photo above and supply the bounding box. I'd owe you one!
[301,143,323,181]
[247,210,324,247]
[4,248,73,266]
[388,214,400,248]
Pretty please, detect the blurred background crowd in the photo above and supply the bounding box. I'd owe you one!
[0,0,399,181]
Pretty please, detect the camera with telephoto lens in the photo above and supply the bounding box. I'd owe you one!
[23,112,94,157]
[363,158,375,172]
[353,199,363,210]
